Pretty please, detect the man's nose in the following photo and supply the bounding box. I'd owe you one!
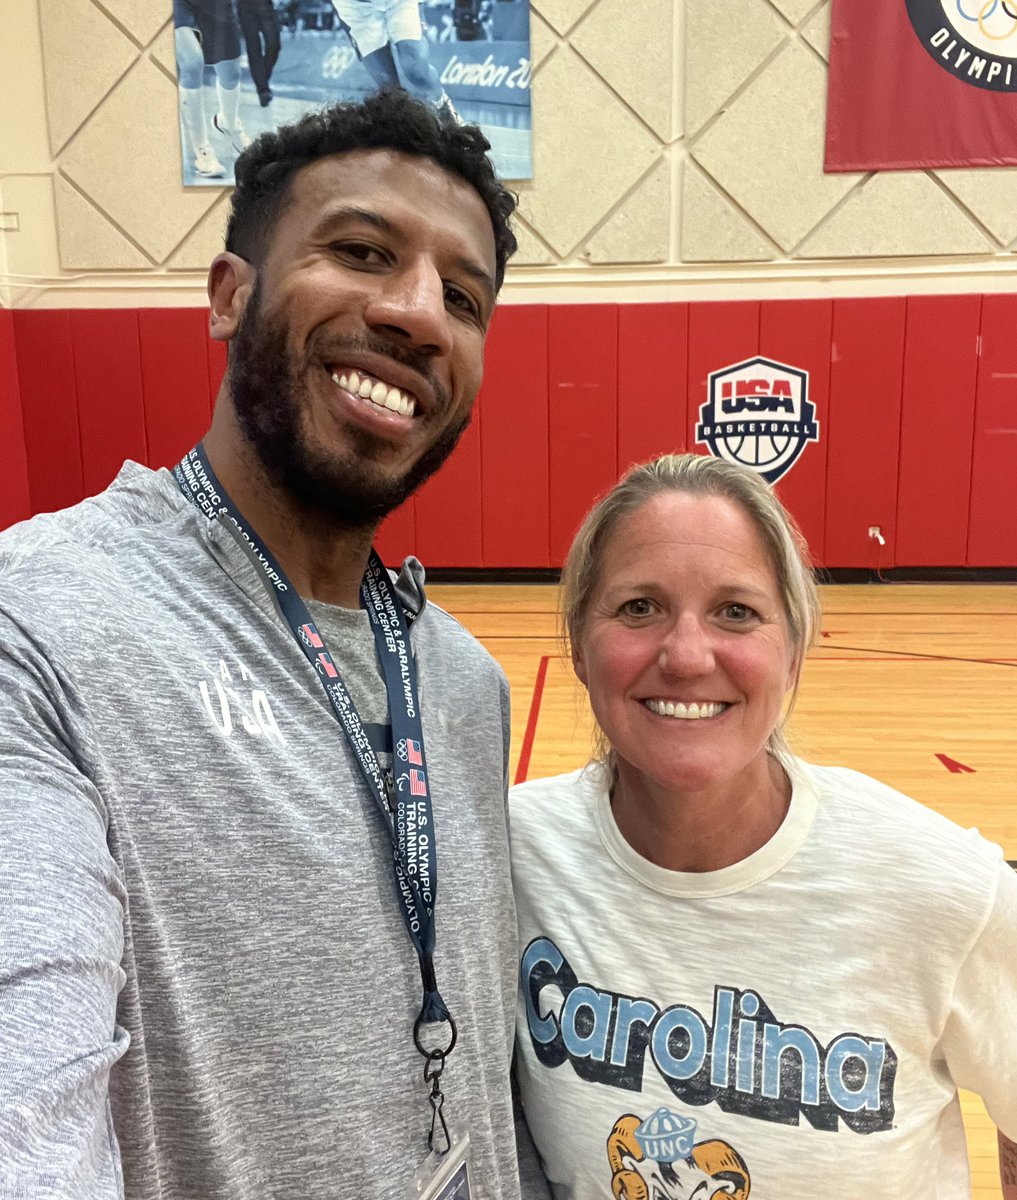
[658,613,715,676]
[364,259,453,357]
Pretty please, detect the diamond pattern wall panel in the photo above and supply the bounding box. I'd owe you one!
[684,0,786,136]
[54,175,153,269]
[509,218,557,266]
[15,0,1017,297]
[571,0,674,141]
[581,161,671,263]
[530,0,595,38]
[99,0,170,45]
[935,169,1017,246]
[60,58,220,264]
[690,40,860,251]
[801,1,831,59]
[150,21,179,78]
[39,0,138,154]
[798,174,996,258]
[528,10,559,69]
[681,166,774,262]
[165,197,232,271]
[768,0,820,25]
[515,46,661,256]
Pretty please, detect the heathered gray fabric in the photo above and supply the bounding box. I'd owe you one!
[0,462,528,1200]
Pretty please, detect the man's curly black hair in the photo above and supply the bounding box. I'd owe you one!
[225,88,517,290]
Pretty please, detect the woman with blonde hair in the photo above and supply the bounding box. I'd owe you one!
[511,452,1017,1199]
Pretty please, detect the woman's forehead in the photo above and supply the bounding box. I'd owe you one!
[595,492,778,583]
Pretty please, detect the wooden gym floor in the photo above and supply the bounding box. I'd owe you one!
[430,581,1017,1200]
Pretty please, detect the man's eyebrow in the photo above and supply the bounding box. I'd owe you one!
[310,205,394,238]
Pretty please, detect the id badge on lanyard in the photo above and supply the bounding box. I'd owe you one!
[175,446,470,1184]
[415,1131,472,1200]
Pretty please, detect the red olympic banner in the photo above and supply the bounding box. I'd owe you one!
[826,0,1017,170]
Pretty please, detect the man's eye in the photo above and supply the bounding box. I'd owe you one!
[443,282,479,317]
[333,242,384,264]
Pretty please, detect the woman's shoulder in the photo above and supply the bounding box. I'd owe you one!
[796,757,1006,880]
[509,764,607,839]
[511,763,605,805]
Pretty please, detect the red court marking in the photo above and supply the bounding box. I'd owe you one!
[936,754,976,775]
[515,654,550,785]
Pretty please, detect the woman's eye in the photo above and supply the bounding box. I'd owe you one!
[722,602,755,622]
[620,598,653,617]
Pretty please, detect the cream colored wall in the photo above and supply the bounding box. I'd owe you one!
[4,0,1017,309]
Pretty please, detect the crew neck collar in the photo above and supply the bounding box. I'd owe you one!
[592,757,819,897]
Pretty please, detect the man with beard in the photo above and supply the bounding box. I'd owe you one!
[0,90,542,1200]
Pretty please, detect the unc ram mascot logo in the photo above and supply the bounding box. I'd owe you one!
[607,1109,750,1200]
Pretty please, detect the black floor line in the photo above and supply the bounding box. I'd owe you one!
[818,644,1017,669]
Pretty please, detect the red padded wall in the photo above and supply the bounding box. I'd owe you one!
[72,311,147,496]
[760,300,832,566]
[548,305,618,566]
[686,302,760,452]
[14,310,84,517]
[5,298,1016,568]
[373,498,416,570]
[617,304,689,471]
[968,294,1017,566]
[139,309,213,469]
[896,296,980,566]
[414,412,483,567]
[824,298,907,568]
[0,311,31,529]
[480,305,550,567]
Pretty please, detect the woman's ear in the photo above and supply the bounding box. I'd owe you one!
[572,639,588,688]
[207,252,257,342]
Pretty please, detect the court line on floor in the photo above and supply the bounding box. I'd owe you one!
[815,644,1017,668]
[515,655,550,785]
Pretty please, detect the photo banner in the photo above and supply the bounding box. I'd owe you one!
[173,0,532,188]
[825,0,1017,171]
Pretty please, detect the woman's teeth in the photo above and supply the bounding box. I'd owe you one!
[645,700,727,719]
[331,369,415,417]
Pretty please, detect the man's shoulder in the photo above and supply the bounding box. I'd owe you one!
[0,462,187,606]
[393,561,506,683]
[421,599,506,671]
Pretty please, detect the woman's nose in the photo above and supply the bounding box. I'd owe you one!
[657,614,714,676]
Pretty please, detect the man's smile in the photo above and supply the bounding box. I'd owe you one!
[328,367,417,418]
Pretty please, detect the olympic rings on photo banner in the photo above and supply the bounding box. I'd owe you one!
[956,0,994,19]
[955,0,1017,39]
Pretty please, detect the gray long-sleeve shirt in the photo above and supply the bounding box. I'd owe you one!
[0,463,528,1199]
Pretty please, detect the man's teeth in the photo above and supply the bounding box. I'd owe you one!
[331,369,415,417]
[645,700,727,720]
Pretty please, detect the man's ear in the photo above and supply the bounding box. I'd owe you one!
[208,252,256,343]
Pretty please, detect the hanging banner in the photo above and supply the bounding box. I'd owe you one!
[825,0,1017,171]
[173,0,532,188]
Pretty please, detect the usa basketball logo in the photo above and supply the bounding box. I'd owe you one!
[906,0,1017,90]
[696,357,819,485]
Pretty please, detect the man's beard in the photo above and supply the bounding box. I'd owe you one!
[227,284,472,529]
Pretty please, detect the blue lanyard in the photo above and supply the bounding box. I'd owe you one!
[174,445,455,1058]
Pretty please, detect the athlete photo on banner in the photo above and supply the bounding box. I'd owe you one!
[172,0,532,187]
